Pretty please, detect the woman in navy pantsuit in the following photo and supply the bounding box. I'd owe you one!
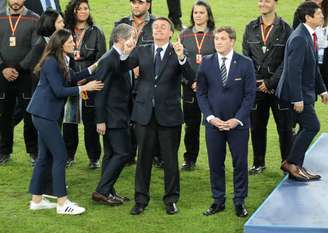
[27,29,103,215]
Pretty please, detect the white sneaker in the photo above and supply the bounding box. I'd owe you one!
[57,200,85,215]
[29,198,57,210]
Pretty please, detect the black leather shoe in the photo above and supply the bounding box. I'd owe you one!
[235,204,248,217]
[203,203,225,216]
[153,156,164,169]
[89,161,100,169]
[0,154,11,165]
[301,167,321,181]
[181,161,196,171]
[166,202,178,215]
[130,203,146,215]
[248,165,265,175]
[92,192,123,206]
[112,193,130,202]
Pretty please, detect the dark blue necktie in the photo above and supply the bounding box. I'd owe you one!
[220,57,228,86]
[154,47,163,79]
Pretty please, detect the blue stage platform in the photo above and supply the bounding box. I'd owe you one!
[244,133,328,233]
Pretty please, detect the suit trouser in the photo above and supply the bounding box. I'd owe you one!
[149,0,182,22]
[287,104,320,166]
[0,88,37,155]
[134,114,181,205]
[63,103,101,162]
[250,93,293,166]
[29,115,67,197]
[183,98,201,163]
[205,126,248,206]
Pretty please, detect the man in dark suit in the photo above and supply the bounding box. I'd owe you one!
[24,0,61,16]
[197,26,256,217]
[91,24,136,206]
[276,1,328,181]
[121,17,193,215]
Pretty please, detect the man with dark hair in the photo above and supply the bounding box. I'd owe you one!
[292,0,323,28]
[276,1,328,181]
[121,17,194,215]
[243,0,293,175]
[0,0,39,165]
[197,26,256,217]
[91,23,136,206]
[24,0,61,16]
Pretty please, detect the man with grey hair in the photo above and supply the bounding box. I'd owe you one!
[91,23,136,206]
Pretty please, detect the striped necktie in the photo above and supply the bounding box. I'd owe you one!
[220,57,227,86]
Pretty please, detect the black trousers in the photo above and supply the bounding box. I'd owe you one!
[287,104,320,166]
[96,128,131,196]
[250,93,293,167]
[134,113,181,205]
[183,97,201,163]
[0,88,37,155]
[149,0,182,22]
[63,102,101,162]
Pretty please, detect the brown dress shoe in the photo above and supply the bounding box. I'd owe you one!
[92,192,123,206]
[112,193,130,202]
[281,161,310,182]
[301,167,321,181]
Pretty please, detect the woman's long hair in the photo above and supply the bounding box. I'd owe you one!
[34,29,72,80]
[189,0,215,31]
[64,0,93,31]
[37,9,62,37]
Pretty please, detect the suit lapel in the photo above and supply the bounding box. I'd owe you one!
[225,53,239,88]
[156,44,173,82]
[301,24,316,60]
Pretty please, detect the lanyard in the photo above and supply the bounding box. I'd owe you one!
[194,32,207,54]
[260,24,274,45]
[8,14,22,36]
[74,28,87,50]
[133,20,145,39]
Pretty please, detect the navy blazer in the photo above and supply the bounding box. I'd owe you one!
[276,23,326,104]
[27,56,89,121]
[95,48,132,129]
[196,52,256,129]
[24,0,61,16]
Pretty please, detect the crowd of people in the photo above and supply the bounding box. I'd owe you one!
[0,0,327,217]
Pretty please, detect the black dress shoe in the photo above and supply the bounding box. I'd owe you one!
[166,202,178,215]
[130,203,146,215]
[235,204,248,217]
[66,158,76,168]
[89,161,100,169]
[248,165,265,175]
[203,203,225,216]
[92,192,123,206]
[181,161,196,171]
[153,156,164,169]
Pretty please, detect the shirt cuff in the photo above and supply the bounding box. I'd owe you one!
[320,91,328,96]
[178,56,187,65]
[87,67,93,75]
[78,86,82,93]
[292,101,303,104]
[206,115,215,123]
[235,119,243,126]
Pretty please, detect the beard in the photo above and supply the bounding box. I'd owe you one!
[9,3,24,11]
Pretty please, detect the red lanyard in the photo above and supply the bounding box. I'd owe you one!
[8,14,22,36]
[194,32,207,54]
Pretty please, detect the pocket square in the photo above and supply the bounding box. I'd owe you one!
[234,77,242,81]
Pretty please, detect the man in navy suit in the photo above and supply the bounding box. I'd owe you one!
[197,26,256,217]
[91,23,135,206]
[276,1,328,181]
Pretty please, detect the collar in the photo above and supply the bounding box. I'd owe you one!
[304,23,316,36]
[7,6,28,16]
[192,26,209,34]
[64,55,70,67]
[129,11,150,23]
[154,42,169,53]
[217,49,234,61]
[113,45,123,56]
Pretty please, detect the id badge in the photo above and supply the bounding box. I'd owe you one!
[196,54,202,64]
[262,46,267,54]
[9,36,16,47]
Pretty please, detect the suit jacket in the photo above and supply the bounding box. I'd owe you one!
[120,43,194,127]
[27,56,89,121]
[95,48,132,129]
[276,23,327,105]
[196,52,256,129]
[24,0,61,16]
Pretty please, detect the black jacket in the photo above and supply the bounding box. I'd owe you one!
[24,0,61,16]
[95,48,132,128]
[120,44,194,127]
[242,16,292,92]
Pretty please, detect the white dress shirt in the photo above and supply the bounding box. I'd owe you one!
[40,0,57,11]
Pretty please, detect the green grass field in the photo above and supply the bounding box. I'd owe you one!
[1,0,328,232]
